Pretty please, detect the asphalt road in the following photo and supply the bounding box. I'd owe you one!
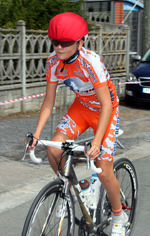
[0,102,150,235]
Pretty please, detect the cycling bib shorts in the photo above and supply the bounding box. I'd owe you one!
[56,99,119,161]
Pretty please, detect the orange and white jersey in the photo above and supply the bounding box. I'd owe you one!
[46,47,119,111]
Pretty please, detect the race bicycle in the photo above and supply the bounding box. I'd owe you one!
[21,132,138,236]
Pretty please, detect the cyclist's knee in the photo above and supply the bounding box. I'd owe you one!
[98,169,112,182]
[96,160,114,183]
[98,171,116,191]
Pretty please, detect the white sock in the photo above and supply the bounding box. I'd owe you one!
[113,211,126,222]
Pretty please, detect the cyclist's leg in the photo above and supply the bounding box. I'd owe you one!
[96,160,121,211]
[95,105,123,212]
[93,106,129,234]
[47,99,89,174]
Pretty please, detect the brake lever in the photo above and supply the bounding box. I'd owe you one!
[22,140,30,161]
[22,132,33,161]
[85,141,91,170]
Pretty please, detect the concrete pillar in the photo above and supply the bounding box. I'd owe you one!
[17,20,26,112]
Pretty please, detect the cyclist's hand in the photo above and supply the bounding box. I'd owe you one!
[86,142,100,160]
[24,135,38,152]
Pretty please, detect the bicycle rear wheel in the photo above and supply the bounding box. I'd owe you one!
[22,178,75,236]
[97,158,138,236]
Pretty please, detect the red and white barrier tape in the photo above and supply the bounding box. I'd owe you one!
[0,93,46,106]
[0,80,149,106]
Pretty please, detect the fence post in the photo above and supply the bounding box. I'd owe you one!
[125,25,130,77]
[96,24,103,56]
[17,20,26,112]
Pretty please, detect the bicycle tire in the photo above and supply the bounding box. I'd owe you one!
[97,158,138,236]
[21,178,75,236]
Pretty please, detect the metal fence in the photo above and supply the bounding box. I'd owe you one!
[86,11,111,23]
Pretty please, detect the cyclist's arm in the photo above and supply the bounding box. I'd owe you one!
[32,82,57,147]
[87,85,112,159]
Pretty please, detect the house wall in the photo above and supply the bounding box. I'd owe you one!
[115,1,124,24]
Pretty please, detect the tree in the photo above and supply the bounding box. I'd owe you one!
[0,0,85,30]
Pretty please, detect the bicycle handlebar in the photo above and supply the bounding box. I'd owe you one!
[22,133,102,174]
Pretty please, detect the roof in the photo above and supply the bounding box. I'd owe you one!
[124,0,143,9]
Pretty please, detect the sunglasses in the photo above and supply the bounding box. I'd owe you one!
[52,40,76,48]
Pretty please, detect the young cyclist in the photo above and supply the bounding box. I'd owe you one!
[29,12,128,236]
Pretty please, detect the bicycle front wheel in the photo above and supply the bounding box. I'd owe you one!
[22,178,75,236]
[98,158,138,236]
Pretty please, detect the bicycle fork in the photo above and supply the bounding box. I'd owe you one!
[57,177,71,236]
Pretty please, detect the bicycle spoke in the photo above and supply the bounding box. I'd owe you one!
[40,193,58,235]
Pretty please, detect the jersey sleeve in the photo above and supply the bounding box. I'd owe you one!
[46,54,59,84]
[90,57,110,88]
[80,51,110,89]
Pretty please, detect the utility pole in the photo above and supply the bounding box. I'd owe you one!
[142,0,150,55]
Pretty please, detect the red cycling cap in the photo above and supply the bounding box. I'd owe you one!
[48,12,88,41]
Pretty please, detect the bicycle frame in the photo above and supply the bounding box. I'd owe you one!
[60,151,96,233]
